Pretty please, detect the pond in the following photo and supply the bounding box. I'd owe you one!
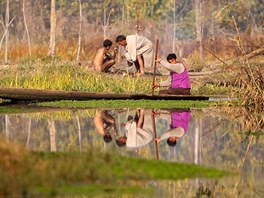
[0,107,263,197]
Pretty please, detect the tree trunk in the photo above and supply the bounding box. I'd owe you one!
[22,0,32,56]
[76,116,82,152]
[76,0,82,64]
[48,0,56,57]
[5,115,10,140]
[26,118,32,148]
[48,119,56,152]
[195,0,203,59]
[103,3,106,40]
[5,0,10,64]
[173,0,176,53]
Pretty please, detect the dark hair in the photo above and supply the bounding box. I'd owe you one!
[166,53,177,61]
[103,39,113,47]
[116,35,126,43]
[116,139,126,147]
[127,115,133,122]
[167,138,177,147]
[103,133,112,143]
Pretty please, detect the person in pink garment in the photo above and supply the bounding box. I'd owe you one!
[155,109,191,147]
[153,53,191,95]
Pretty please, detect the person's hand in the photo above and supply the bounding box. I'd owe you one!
[155,138,161,144]
[155,57,161,63]
[152,111,160,117]
[152,84,160,89]
[114,47,118,53]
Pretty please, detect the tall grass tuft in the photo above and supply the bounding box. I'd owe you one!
[233,63,263,111]
[0,59,153,94]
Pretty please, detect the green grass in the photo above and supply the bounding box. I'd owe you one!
[0,139,228,197]
[0,59,230,95]
[39,99,215,109]
[35,184,153,197]
[0,106,37,114]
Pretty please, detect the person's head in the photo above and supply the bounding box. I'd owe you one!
[127,115,133,122]
[116,35,127,46]
[115,136,127,147]
[103,39,113,50]
[103,133,112,143]
[167,137,178,147]
[166,53,177,64]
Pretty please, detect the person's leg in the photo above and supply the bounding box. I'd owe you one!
[168,88,191,95]
[158,89,169,94]
[133,60,140,72]
[137,109,144,128]
[101,59,115,72]
[137,55,145,75]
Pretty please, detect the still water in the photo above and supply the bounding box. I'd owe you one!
[1,107,263,197]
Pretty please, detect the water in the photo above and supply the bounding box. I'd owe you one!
[0,107,263,197]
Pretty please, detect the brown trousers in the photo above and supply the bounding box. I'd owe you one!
[159,88,191,95]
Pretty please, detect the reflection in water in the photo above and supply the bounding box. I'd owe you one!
[0,108,263,197]
[94,110,118,143]
[116,109,154,149]
[155,109,191,147]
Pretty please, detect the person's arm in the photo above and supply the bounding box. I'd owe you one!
[159,76,171,87]
[160,60,184,73]
[112,47,118,59]
[104,50,114,60]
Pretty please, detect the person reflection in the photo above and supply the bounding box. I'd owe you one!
[94,110,118,143]
[115,109,154,148]
[155,109,191,147]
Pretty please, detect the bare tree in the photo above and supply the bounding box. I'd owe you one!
[173,0,176,53]
[100,2,112,40]
[0,17,15,49]
[22,0,31,56]
[26,118,32,149]
[5,0,10,64]
[48,119,56,152]
[48,0,56,57]
[76,116,82,152]
[5,115,10,141]
[195,0,203,59]
[76,0,82,64]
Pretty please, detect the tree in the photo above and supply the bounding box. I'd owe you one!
[48,0,56,57]
[48,119,56,152]
[5,0,9,64]
[195,0,203,59]
[76,0,82,64]
[22,0,31,56]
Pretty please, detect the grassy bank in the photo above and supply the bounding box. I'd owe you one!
[0,58,230,95]
[0,138,227,197]
[39,99,215,109]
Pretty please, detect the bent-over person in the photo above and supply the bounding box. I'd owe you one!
[116,35,154,75]
[93,39,118,72]
[153,53,191,95]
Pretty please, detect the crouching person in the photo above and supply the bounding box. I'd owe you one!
[93,39,118,73]
[153,53,191,95]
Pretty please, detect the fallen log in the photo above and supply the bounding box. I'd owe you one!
[0,87,211,103]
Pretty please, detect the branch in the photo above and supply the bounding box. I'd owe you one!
[0,17,15,49]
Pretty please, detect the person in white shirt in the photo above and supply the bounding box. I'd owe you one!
[116,35,154,75]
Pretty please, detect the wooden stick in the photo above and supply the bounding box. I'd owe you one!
[152,110,159,160]
[152,39,159,96]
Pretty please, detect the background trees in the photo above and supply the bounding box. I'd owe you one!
[0,0,263,63]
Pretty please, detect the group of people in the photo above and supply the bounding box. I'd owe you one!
[93,109,191,149]
[93,34,191,96]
